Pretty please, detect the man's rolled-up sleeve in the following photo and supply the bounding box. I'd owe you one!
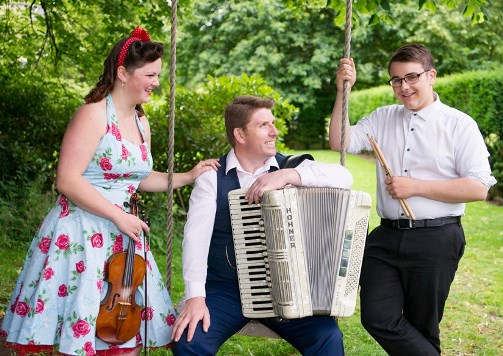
[295,160,353,189]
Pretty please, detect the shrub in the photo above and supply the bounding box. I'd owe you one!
[0,74,84,199]
[0,176,57,245]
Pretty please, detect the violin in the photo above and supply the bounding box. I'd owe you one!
[96,193,147,345]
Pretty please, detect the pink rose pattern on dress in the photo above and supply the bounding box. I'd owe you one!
[10,293,20,313]
[141,307,154,321]
[83,341,95,356]
[58,284,68,297]
[55,234,70,250]
[99,157,113,171]
[1,96,172,354]
[15,301,30,317]
[104,173,121,181]
[140,144,148,162]
[112,234,124,254]
[71,319,91,338]
[165,313,176,326]
[109,123,121,141]
[75,261,86,274]
[58,195,71,218]
[43,267,55,281]
[38,237,52,254]
[97,278,103,292]
[121,144,129,161]
[35,298,45,314]
[90,233,103,248]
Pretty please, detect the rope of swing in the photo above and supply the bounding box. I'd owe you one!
[166,0,177,292]
[340,0,352,167]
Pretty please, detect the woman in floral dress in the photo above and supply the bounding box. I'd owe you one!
[0,27,219,356]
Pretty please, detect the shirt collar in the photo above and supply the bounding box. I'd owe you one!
[225,148,279,175]
[403,92,442,121]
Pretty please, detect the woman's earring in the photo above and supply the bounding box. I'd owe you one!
[121,81,125,88]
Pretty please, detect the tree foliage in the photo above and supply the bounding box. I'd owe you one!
[175,0,502,147]
[0,0,173,195]
[286,0,492,25]
[0,0,501,198]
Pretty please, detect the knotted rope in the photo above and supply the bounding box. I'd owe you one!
[340,0,352,167]
[166,0,177,292]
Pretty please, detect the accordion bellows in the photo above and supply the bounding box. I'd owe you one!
[229,187,371,319]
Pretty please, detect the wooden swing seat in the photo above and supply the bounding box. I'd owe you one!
[237,320,281,338]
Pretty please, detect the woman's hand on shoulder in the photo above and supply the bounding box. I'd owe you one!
[188,158,221,182]
[141,158,220,192]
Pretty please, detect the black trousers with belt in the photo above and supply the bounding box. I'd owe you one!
[359,218,465,356]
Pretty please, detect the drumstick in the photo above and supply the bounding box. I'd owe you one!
[367,134,416,220]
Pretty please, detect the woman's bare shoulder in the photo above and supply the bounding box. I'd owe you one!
[73,99,107,121]
[65,99,108,137]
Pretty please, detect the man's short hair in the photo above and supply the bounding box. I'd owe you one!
[388,44,435,73]
[224,95,275,147]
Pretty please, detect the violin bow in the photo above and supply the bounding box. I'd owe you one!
[141,207,150,355]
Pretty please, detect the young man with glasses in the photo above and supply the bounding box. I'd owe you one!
[329,44,496,355]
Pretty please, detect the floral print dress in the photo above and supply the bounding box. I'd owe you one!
[1,94,176,356]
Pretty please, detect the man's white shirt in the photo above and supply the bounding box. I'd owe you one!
[182,149,353,299]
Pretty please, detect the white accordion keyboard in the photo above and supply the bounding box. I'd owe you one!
[229,187,371,319]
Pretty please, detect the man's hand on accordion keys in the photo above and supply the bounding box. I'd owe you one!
[245,169,301,204]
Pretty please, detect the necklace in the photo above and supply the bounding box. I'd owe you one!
[119,112,140,144]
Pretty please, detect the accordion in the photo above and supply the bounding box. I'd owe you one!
[228,187,371,319]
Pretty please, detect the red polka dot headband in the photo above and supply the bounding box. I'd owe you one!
[116,26,151,68]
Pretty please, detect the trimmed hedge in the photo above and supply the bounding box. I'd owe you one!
[348,69,503,201]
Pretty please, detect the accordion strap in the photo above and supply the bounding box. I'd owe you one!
[280,154,314,169]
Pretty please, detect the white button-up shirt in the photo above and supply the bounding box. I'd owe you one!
[182,149,353,298]
[348,94,496,220]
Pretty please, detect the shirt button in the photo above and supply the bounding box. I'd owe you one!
[407,148,410,151]
[404,169,408,173]
[411,128,415,131]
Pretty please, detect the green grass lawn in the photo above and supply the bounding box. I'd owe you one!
[1,151,501,355]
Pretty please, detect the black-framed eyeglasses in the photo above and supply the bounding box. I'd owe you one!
[389,70,430,88]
